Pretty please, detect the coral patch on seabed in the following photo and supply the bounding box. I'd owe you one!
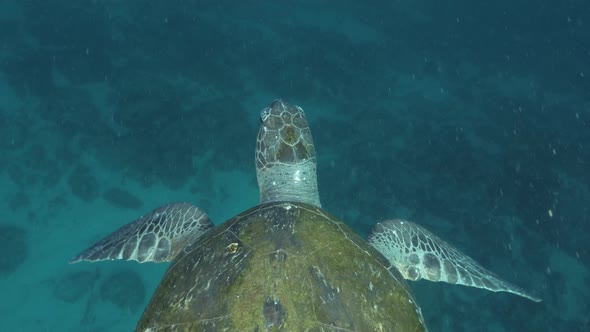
[99,269,146,313]
[103,187,143,210]
[67,164,100,202]
[0,224,28,277]
[48,268,101,303]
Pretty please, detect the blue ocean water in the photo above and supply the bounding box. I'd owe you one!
[0,0,588,331]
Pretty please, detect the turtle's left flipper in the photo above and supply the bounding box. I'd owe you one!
[69,202,213,264]
[368,219,541,302]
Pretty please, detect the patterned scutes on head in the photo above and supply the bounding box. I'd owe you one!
[255,100,321,207]
[256,99,316,171]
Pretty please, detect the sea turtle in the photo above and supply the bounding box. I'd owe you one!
[71,99,540,331]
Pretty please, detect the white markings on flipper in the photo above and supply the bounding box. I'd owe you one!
[368,219,541,302]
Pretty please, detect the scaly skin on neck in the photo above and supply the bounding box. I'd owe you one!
[255,99,321,207]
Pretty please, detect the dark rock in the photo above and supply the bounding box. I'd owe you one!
[22,143,49,172]
[68,164,100,202]
[48,194,68,212]
[99,269,145,313]
[41,163,63,189]
[6,192,30,211]
[0,224,28,276]
[51,268,100,303]
[7,164,25,186]
[103,187,143,210]
[0,113,29,152]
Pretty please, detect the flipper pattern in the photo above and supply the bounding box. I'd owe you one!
[70,203,213,263]
[368,219,541,302]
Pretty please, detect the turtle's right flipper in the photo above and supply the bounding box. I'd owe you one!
[368,219,541,302]
[69,203,213,264]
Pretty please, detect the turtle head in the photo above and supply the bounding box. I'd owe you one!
[255,99,321,207]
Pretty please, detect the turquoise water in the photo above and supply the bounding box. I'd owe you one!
[1,0,588,331]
